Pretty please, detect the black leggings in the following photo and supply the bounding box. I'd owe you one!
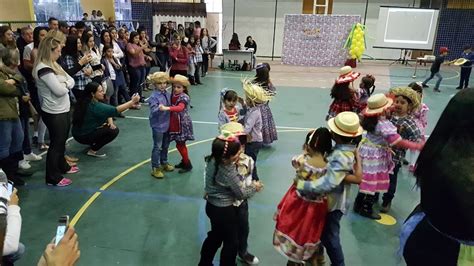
[74,126,119,152]
[199,202,239,266]
[42,111,71,184]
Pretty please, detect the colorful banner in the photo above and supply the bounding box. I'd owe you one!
[282,15,360,67]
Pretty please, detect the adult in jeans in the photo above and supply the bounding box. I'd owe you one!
[199,137,263,266]
[126,31,146,104]
[155,25,170,72]
[0,48,27,186]
[33,32,77,187]
[72,82,140,157]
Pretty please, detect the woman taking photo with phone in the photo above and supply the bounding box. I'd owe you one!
[72,82,140,158]
[33,31,77,187]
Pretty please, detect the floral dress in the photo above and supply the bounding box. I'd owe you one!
[169,93,194,142]
[358,118,401,194]
[259,82,278,144]
[273,154,328,263]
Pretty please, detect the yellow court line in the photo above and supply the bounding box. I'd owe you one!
[69,138,214,227]
[69,129,312,227]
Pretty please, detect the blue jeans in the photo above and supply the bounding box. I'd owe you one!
[320,210,345,266]
[0,119,24,160]
[422,71,443,90]
[128,66,146,98]
[151,130,170,168]
[20,116,32,155]
[2,242,25,265]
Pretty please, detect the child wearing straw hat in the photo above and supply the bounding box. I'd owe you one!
[159,74,194,173]
[147,72,174,179]
[355,93,424,219]
[381,87,423,213]
[296,111,363,266]
[242,78,273,181]
[327,66,362,120]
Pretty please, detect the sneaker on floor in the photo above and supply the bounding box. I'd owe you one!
[87,150,107,158]
[66,166,80,174]
[47,178,72,187]
[178,163,193,174]
[238,252,259,265]
[422,84,429,88]
[456,87,462,90]
[151,168,164,179]
[160,163,175,172]
[434,88,441,92]
[24,152,42,161]
[18,160,31,170]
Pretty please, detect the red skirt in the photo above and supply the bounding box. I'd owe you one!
[273,185,328,262]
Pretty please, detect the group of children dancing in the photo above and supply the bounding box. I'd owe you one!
[143,62,430,265]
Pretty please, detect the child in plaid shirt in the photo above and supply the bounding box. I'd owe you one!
[381,87,423,213]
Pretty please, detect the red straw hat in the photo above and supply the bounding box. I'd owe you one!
[336,66,361,84]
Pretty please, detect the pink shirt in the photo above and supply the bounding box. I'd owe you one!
[126,43,146,68]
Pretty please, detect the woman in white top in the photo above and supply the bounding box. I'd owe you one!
[33,31,76,187]
[81,32,104,83]
[200,28,217,77]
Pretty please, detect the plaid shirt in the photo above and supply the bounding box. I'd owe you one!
[390,115,422,164]
[64,55,91,91]
[204,158,257,207]
[194,45,203,63]
[296,144,356,213]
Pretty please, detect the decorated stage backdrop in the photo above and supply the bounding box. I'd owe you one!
[282,15,360,67]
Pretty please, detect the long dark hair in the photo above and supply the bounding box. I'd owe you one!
[414,89,474,241]
[254,65,270,87]
[230,33,240,46]
[360,75,376,97]
[330,82,353,101]
[33,26,48,49]
[205,138,241,179]
[361,115,379,133]
[100,30,112,46]
[63,35,79,58]
[304,128,333,156]
[73,82,101,128]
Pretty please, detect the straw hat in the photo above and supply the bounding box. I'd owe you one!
[327,111,363,137]
[453,58,468,66]
[242,78,273,104]
[336,66,360,84]
[170,74,190,87]
[389,87,421,110]
[220,122,246,136]
[362,93,394,116]
[147,71,169,84]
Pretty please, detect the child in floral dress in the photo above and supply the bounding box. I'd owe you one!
[355,93,424,219]
[273,128,332,265]
[217,89,246,128]
[254,63,277,145]
[159,74,194,173]
[327,66,362,120]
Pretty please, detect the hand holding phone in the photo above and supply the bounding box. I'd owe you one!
[55,215,69,246]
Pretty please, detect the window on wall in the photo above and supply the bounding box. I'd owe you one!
[33,0,83,22]
[115,0,132,21]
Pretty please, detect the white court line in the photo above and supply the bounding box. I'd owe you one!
[125,116,313,130]
[38,137,74,157]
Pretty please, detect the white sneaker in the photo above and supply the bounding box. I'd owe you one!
[24,152,42,161]
[18,160,31,170]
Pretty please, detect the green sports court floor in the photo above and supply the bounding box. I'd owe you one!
[16,62,468,265]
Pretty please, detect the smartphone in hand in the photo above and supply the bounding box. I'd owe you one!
[6,181,13,197]
[55,215,69,246]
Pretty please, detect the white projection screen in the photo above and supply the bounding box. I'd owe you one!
[374,7,440,50]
